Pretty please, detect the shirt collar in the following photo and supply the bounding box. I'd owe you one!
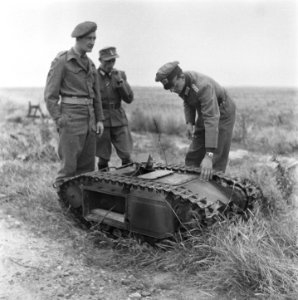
[99,67,112,77]
[67,47,86,61]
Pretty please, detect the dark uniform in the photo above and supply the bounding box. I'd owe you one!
[155,62,235,173]
[180,71,236,172]
[44,22,104,186]
[96,47,134,168]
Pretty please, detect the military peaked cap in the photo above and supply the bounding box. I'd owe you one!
[71,21,97,38]
[155,61,182,90]
[99,46,119,61]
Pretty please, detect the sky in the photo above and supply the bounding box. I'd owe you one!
[0,0,297,88]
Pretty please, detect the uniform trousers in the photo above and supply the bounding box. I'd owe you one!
[55,103,97,185]
[96,126,132,165]
[185,98,236,172]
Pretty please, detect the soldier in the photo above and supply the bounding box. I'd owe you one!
[155,61,236,181]
[44,21,104,190]
[96,46,134,170]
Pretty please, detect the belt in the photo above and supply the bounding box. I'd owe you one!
[102,103,121,109]
[61,97,93,105]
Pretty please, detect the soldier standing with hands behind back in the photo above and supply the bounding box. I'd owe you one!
[155,61,236,181]
[96,46,134,170]
[44,21,104,191]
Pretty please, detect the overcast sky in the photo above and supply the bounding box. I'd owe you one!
[0,0,297,88]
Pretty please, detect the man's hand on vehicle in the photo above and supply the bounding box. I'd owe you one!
[200,154,213,181]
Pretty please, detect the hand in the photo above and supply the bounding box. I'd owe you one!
[56,114,69,128]
[112,70,123,85]
[96,121,104,137]
[186,123,194,140]
[200,155,213,181]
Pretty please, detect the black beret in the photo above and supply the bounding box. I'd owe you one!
[71,21,97,38]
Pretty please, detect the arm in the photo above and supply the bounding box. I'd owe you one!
[93,70,104,136]
[183,100,196,125]
[197,83,220,180]
[198,83,220,149]
[93,70,104,122]
[44,55,64,122]
[183,101,196,139]
[113,70,134,103]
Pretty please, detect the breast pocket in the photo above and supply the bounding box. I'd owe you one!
[67,64,84,74]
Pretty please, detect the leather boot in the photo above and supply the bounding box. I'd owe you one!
[97,159,109,171]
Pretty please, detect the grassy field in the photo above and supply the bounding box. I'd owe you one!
[0,87,298,299]
[1,86,297,155]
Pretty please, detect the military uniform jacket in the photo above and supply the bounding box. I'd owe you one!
[44,48,104,124]
[98,68,134,127]
[179,71,235,149]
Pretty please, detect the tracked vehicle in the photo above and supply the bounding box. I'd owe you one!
[58,157,262,240]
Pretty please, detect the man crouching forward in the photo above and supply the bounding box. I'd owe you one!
[155,61,236,181]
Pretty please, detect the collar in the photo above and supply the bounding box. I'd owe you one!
[67,47,88,61]
[179,72,191,98]
[99,67,112,77]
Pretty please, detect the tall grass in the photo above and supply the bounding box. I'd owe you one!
[94,156,297,299]
[1,86,297,153]
[126,87,298,154]
[0,88,298,298]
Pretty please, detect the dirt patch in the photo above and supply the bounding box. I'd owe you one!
[0,209,139,300]
[0,209,215,300]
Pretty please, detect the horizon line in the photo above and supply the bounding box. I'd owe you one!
[0,85,297,90]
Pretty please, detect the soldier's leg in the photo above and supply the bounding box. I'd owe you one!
[55,129,83,185]
[213,129,228,172]
[111,126,133,165]
[76,131,96,175]
[96,127,112,169]
[214,115,236,172]
[185,131,205,167]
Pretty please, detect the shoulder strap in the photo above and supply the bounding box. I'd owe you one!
[191,83,200,93]
[55,50,67,78]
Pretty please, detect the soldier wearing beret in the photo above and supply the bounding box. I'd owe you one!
[155,61,236,181]
[44,21,104,190]
[96,46,134,170]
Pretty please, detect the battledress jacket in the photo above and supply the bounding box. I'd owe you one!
[98,68,134,127]
[44,48,104,134]
[179,71,235,150]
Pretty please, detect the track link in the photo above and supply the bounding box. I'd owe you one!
[58,164,263,232]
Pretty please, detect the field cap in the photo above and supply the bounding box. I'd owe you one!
[155,61,182,89]
[71,21,97,38]
[99,46,119,61]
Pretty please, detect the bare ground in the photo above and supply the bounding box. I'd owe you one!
[0,207,217,300]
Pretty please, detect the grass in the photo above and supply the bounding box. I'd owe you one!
[1,86,297,154]
[0,87,298,299]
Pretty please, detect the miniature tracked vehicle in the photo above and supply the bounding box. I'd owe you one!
[58,158,262,239]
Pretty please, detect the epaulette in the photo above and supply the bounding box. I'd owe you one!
[56,50,67,57]
[99,69,106,76]
[191,84,199,93]
[57,50,68,56]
